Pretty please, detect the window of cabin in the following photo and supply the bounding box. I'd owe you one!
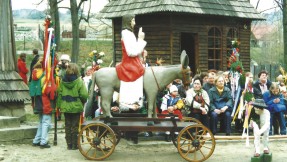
[226,28,239,66]
[208,27,222,70]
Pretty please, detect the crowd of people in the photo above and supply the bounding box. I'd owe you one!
[15,14,286,154]
[18,49,88,150]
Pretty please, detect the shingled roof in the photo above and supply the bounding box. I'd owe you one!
[0,71,30,102]
[97,0,264,20]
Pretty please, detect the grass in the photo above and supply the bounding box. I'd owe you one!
[25,114,39,122]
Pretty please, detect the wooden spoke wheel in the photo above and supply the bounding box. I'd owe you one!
[78,123,116,160]
[177,125,215,162]
[181,117,202,125]
[172,117,202,149]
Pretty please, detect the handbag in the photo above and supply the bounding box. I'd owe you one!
[190,95,209,114]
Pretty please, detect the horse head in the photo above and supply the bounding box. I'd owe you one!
[180,50,191,87]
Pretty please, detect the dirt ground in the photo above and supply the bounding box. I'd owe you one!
[1,104,286,162]
[1,131,287,162]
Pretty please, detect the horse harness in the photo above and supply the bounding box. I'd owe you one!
[150,66,191,92]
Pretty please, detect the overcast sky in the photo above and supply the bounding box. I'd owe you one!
[11,0,278,13]
[250,0,278,13]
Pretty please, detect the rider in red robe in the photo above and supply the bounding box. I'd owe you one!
[115,14,147,111]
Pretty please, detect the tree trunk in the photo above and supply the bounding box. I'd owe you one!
[49,0,60,51]
[70,0,80,63]
[283,0,287,67]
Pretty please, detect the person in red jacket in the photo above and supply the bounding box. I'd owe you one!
[116,14,147,110]
[17,53,29,84]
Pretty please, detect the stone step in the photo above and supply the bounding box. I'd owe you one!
[0,125,37,144]
[0,116,20,129]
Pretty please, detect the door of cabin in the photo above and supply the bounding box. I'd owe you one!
[180,33,198,75]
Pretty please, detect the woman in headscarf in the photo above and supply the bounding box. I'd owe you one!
[185,76,209,127]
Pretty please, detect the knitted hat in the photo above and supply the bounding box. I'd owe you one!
[169,85,178,93]
[250,99,267,109]
[60,54,71,62]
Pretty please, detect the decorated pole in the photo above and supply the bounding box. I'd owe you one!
[42,15,58,145]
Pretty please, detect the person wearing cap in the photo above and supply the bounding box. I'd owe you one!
[262,82,286,135]
[185,76,209,127]
[58,54,71,79]
[160,85,184,141]
[160,85,184,119]
[249,99,270,157]
[55,54,71,121]
[208,75,233,135]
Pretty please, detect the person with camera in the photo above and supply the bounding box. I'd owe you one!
[55,54,71,121]
[58,54,71,79]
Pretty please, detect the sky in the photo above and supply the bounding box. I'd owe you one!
[250,0,278,13]
[11,0,278,13]
[11,0,109,13]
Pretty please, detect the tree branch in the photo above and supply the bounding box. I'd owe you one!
[33,0,45,5]
[274,0,283,10]
[77,0,87,11]
[260,6,279,13]
[58,7,71,10]
[78,0,91,23]
[57,0,64,4]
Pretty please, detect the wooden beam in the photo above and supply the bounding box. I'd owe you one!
[215,135,287,141]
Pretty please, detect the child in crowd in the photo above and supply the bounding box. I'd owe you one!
[57,63,88,150]
[160,85,184,119]
[30,59,53,148]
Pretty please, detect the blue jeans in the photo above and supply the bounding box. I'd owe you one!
[210,110,231,135]
[33,114,52,145]
[269,112,286,135]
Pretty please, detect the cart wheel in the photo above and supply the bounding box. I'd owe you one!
[177,125,215,162]
[181,117,202,124]
[171,117,202,149]
[78,123,116,160]
[94,117,121,145]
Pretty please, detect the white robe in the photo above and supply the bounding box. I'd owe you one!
[119,29,146,109]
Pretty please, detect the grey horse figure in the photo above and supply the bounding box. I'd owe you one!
[85,50,191,118]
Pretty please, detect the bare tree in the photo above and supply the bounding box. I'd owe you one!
[282,0,287,66]
[49,0,62,51]
[273,0,287,66]
[69,0,92,63]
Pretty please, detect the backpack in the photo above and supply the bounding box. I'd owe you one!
[29,74,44,97]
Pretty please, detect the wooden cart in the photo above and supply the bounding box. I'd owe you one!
[78,115,216,162]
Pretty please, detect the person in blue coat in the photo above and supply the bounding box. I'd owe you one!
[262,82,286,135]
[208,75,233,135]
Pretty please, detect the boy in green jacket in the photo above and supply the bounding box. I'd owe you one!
[57,63,88,150]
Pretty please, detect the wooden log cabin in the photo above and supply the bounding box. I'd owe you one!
[98,0,264,73]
